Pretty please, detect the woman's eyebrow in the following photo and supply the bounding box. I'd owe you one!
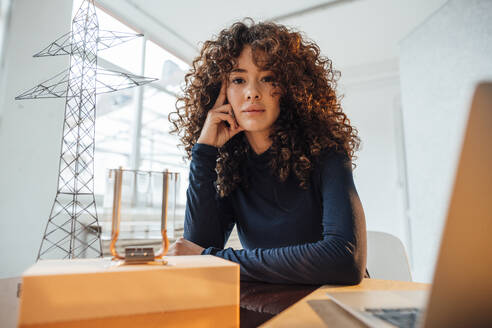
[230,68,273,73]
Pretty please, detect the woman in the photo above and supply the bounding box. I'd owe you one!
[168,19,366,285]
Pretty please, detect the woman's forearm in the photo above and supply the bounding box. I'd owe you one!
[183,143,235,249]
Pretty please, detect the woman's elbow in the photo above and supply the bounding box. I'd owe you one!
[340,261,364,285]
[316,253,365,285]
[338,249,365,285]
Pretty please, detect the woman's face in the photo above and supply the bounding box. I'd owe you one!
[226,46,281,134]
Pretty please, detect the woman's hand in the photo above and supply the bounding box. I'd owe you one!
[197,82,244,148]
[167,237,205,256]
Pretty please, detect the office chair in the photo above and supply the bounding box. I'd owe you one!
[366,231,412,281]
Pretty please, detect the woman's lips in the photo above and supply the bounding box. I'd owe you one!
[242,110,265,115]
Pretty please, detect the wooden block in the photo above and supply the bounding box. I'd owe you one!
[18,256,239,327]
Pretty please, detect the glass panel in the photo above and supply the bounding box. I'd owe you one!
[94,88,135,196]
[72,0,143,74]
[141,87,188,235]
[141,41,190,236]
[145,40,188,94]
[71,0,141,209]
[71,1,190,240]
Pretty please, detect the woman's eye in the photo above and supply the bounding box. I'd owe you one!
[262,75,276,83]
[231,78,244,84]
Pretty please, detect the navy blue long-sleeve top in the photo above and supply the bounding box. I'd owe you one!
[184,142,366,285]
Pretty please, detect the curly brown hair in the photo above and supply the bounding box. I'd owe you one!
[169,18,360,198]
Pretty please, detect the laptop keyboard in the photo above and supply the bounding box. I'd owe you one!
[365,307,422,328]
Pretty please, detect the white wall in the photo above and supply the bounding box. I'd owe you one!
[400,0,492,282]
[339,59,410,265]
[0,0,72,278]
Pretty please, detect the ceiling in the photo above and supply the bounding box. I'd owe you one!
[95,0,448,72]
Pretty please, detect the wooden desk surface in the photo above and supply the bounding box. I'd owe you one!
[261,279,429,328]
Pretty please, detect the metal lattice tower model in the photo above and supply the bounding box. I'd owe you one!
[15,0,157,260]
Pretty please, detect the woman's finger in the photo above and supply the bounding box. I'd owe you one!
[212,82,227,109]
[214,112,238,129]
[210,103,232,114]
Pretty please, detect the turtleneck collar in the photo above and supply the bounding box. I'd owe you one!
[246,143,273,167]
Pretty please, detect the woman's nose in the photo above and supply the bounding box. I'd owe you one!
[246,81,261,100]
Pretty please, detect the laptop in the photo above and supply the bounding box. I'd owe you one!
[325,82,492,328]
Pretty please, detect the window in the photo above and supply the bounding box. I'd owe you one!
[71,0,189,243]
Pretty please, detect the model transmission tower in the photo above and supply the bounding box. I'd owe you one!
[16,0,157,260]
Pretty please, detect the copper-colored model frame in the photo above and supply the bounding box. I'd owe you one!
[110,168,171,263]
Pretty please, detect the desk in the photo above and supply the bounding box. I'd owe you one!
[240,281,319,327]
[260,279,429,327]
[1,277,427,327]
